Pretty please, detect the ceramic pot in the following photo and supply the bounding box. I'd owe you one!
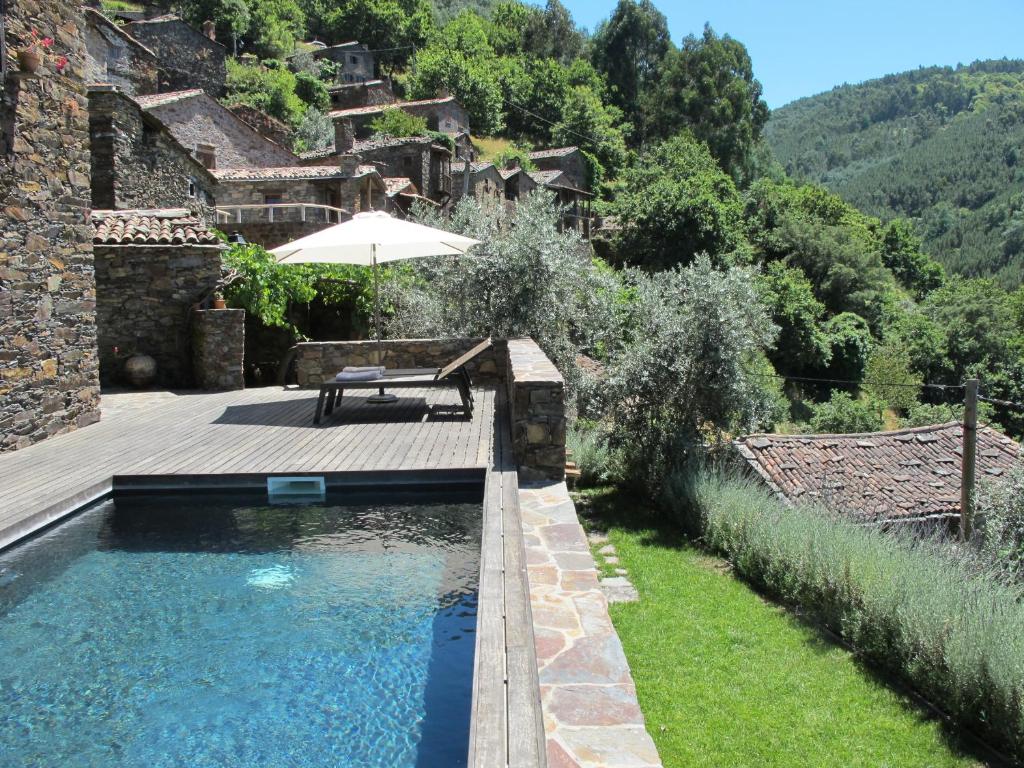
[212,297,227,309]
[17,49,41,74]
[123,354,157,388]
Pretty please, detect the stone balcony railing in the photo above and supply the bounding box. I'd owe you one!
[215,203,349,226]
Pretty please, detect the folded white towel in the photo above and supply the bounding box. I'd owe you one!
[342,366,385,374]
[335,367,384,382]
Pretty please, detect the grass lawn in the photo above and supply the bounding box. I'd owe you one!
[574,486,992,768]
[472,135,513,162]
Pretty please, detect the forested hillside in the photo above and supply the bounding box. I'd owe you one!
[766,61,1024,286]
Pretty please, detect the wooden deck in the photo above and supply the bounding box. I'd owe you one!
[0,385,496,550]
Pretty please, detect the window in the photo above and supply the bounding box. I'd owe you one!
[344,73,353,83]
[349,55,358,65]
[195,143,216,170]
[187,177,198,198]
[264,193,284,205]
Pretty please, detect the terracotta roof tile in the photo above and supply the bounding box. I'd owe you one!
[736,422,1021,523]
[92,209,222,247]
[211,166,348,181]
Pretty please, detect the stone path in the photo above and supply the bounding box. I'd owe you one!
[520,482,662,768]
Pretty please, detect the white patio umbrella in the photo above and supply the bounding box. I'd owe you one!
[270,210,480,399]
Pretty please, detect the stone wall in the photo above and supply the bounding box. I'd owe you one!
[228,103,292,149]
[0,0,101,451]
[220,220,336,250]
[295,338,504,386]
[506,338,565,481]
[329,80,395,110]
[93,243,224,386]
[192,308,245,389]
[124,17,226,98]
[89,87,215,217]
[294,336,566,478]
[357,141,450,202]
[145,93,297,169]
[83,9,159,96]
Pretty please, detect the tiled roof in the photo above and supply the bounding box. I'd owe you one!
[298,146,336,161]
[452,161,496,174]
[354,164,378,177]
[498,167,521,180]
[735,422,1021,522]
[92,209,222,247]
[383,177,415,196]
[353,135,444,153]
[528,169,563,185]
[211,166,348,181]
[529,146,579,159]
[134,89,205,109]
[329,96,456,119]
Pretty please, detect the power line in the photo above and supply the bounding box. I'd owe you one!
[979,393,1024,411]
[498,95,604,149]
[746,371,963,391]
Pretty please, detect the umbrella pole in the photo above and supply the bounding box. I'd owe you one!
[368,243,397,404]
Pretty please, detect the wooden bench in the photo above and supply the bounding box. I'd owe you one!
[313,339,491,425]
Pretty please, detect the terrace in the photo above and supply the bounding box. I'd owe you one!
[0,338,660,768]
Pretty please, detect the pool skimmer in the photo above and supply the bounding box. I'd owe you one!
[266,476,326,504]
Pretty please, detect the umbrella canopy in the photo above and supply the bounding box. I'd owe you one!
[270,210,480,265]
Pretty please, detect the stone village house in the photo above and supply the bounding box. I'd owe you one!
[82,7,160,97]
[305,40,375,84]
[123,14,227,98]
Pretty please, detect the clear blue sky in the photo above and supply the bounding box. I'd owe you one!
[559,0,1024,108]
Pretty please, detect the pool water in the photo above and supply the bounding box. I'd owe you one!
[0,493,482,768]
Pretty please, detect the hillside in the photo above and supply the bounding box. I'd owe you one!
[766,60,1024,286]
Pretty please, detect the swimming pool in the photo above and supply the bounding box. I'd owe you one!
[0,491,482,768]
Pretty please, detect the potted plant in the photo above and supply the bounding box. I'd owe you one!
[212,291,227,309]
[17,29,67,75]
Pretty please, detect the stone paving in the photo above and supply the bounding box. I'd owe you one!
[519,481,662,768]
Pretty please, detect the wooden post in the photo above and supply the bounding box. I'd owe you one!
[961,378,979,540]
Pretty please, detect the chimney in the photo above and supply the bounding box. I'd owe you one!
[203,20,216,41]
[436,85,450,99]
[334,119,355,154]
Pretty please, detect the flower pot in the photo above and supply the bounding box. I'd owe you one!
[212,298,227,309]
[17,49,41,74]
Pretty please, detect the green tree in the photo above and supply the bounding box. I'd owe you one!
[294,70,329,111]
[322,0,434,70]
[862,341,922,413]
[552,85,630,189]
[880,219,945,298]
[369,108,429,137]
[408,47,503,134]
[810,391,884,433]
[591,0,671,142]
[293,107,334,153]
[226,58,305,125]
[604,133,745,270]
[521,0,585,64]
[246,0,305,59]
[649,24,768,182]
[179,0,250,49]
[821,312,873,385]
[756,261,831,373]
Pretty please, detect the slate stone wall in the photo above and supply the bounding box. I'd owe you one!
[295,338,504,386]
[93,243,224,386]
[227,104,291,149]
[146,95,297,169]
[124,18,227,98]
[82,8,159,96]
[534,151,587,191]
[329,80,395,110]
[0,0,101,451]
[506,338,565,481]
[192,308,245,389]
[88,87,215,217]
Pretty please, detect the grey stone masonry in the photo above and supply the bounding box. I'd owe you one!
[1,0,101,452]
[124,16,227,98]
[507,338,566,481]
[192,309,245,389]
[295,337,505,386]
[93,242,224,387]
[83,8,160,96]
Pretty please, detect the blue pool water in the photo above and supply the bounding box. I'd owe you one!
[0,492,482,768]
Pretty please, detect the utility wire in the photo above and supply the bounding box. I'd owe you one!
[979,393,1024,411]
[746,372,963,391]
[498,95,605,148]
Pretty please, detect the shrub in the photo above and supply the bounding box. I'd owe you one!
[567,422,616,486]
[809,391,883,433]
[369,108,429,138]
[384,191,620,395]
[977,465,1024,576]
[294,71,330,112]
[603,256,779,491]
[225,58,305,125]
[665,467,1024,760]
[292,107,334,154]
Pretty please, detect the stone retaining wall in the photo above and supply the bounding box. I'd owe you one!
[192,309,245,389]
[294,337,504,386]
[506,339,565,481]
